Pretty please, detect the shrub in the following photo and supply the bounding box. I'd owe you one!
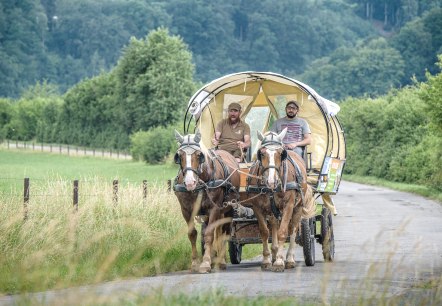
[130,126,178,164]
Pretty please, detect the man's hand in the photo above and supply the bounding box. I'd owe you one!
[212,138,219,146]
[284,143,297,150]
[237,141,246,149]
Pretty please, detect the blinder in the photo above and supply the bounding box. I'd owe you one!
[257,150,262,161]
[174,152,181,164]
[198,152,205,164]
[281,149,287,161]
[174,148,205,167]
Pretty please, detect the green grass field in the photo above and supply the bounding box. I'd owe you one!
[0,149,262,295]
[0,149,192,294]
[0,149,178,193]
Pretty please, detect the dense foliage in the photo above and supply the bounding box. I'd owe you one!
[0,0,441,98]
[130,126,178,164]
[0,28,195,150]
[0,0,441,191]
[58,29,194,149]
[339,57,442,190]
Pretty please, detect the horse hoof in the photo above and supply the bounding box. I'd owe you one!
[191,263,199,273]
[285,261,296,269]
[261,262,272,271]
[199,262,211,274]
[272,264,285,272]
[218,263,227,270]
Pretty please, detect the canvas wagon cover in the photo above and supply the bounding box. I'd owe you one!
[184,72,345,173]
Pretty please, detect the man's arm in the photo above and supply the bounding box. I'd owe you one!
[237,134,251,149]
[285,133,311,149]
[212,131,221,146]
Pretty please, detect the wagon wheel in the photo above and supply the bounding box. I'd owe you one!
[301,217,316,266]
[321,207,335,261]
[228,241,242,264]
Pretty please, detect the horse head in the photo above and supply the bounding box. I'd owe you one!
[174,129,206,191]
[256,128,288,190]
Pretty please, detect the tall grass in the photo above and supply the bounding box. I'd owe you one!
[0,179,190,294]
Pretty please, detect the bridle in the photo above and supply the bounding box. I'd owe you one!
[174,137,205,176]
[256,133,287,188]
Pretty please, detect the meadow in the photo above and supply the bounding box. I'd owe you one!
[0,149,187,292]
[0,149,262,295]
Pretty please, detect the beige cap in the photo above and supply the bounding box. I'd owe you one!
[228,102,241,111]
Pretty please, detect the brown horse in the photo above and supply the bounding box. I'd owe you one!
[173,129,240,273]
[246,128,315,272]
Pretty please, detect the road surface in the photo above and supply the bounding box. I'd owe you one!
[1,181,441,304]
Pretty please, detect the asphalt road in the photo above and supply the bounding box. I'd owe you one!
[1,181,441,305]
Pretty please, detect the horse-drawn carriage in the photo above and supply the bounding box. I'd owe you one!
[174,72,346,272]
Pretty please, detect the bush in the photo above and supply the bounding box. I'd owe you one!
[130,126,178,164]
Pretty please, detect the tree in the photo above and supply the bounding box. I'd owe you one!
[114,28,195,133]
[301,38,405,100]
[0,98,13,140]
[419,55,442,189]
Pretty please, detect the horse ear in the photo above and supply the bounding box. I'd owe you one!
[257,130,264,141]
[174,152,181,164]
[278,127,287,141]
[281,149,288,161]
[175,130,184,143]
[194,128,201,143]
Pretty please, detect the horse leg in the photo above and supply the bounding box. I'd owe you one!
[269,216,278,263]
[199,209,220,273]
[188,222,200,272]
[272,197,295,272]
[286,204,302,269]
[180,207,200,272]
[254,207,272,270]
[214,213,232,270]
[212,220,228,270]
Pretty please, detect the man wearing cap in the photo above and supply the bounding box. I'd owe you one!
[269,100,311,157]
[212,102,251,162]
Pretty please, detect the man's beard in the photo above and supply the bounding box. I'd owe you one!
[286,113,296,118]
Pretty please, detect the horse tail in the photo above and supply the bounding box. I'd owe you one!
[301,184,316,219]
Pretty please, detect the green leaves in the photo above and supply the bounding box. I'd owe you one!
[114,28,195,133]
[130,126,178,164]
[340,62,442,190]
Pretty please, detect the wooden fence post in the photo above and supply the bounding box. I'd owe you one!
[143,180,147,203]
[113,180,118,205]
[23,178,29,220]
[73,180,79,211]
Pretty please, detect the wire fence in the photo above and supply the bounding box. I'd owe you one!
[1,177,173,220]
[0,139,132,160]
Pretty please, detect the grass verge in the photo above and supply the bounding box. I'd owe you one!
[0,180,192,294]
